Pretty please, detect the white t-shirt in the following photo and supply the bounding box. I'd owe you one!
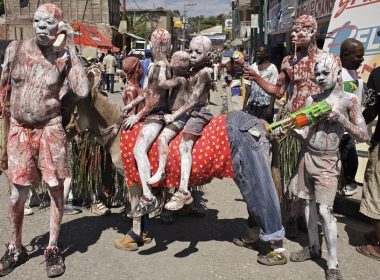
[245,62,278,106]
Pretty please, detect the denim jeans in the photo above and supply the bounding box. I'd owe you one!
[227,111,285,241]
[106,74,115,93]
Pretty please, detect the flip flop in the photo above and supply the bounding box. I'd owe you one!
[356,245,380,261]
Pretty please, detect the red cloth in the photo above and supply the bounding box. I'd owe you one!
[120,115,234,187]
[72,22,120,52]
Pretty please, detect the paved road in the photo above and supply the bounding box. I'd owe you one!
[0,82,378,280]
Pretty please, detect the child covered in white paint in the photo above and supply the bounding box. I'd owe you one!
[163,35,214,211]
[285,53,368,280]
[147,51,191,186]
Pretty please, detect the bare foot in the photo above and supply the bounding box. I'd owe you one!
[147,171,166,185]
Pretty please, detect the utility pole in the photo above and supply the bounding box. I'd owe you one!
[182,3,197,50]
[122,0,127,53]
[259,0,264,46]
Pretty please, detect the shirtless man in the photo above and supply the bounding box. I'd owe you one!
[244,15,323,112]
[243,15,325,238]
[147,51,190,185]
[124,28,171,218]
[164,35,213,211]
[286,53,368,280]
[0,4,89,278]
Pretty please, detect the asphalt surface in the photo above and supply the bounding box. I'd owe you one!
[0,80,378,280]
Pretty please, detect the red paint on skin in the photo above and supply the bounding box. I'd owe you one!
[122,57,145,116]
[37,3,63,22]
[0,3,89,255]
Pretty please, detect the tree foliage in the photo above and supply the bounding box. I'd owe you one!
[126,14,153,40]
[187,14,229,34]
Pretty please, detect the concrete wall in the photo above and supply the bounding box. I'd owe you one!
[4,0,119,40]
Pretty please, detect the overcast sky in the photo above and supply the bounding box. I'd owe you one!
[126,0,232,17]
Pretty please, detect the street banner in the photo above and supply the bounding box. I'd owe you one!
[225,19,232,31]
[323,0,380,81]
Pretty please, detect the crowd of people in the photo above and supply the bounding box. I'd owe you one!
[0,4,378,280]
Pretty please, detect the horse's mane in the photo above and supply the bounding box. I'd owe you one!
[86,92,122,128]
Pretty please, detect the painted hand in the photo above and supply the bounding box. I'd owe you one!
[57,21,74,39]
[322,111,342,122]
[123,115,140,130]
[271,126,285,137]
[122,105,133,117]
[164,114,175,124]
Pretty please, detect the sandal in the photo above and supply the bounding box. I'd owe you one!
[356,244,380,261]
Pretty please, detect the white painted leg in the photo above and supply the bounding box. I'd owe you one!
[178,134,197,193]
[129,184,142,235]
[133,121,163,200]
[305,199,321,255]
[148,127,178,185]
[319,204,338,269]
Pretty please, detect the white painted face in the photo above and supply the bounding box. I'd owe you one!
[189,36,211,67]
[33,10,59,46]
[314,56,339,90]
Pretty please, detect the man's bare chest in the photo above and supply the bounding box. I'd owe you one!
[12,52,66,88]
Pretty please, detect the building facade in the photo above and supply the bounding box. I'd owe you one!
[125,8,179,51]
[3,0,120,43]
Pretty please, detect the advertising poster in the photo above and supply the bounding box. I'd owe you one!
[323,0,380,81]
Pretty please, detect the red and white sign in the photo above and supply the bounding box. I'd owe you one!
[324,0,380,81]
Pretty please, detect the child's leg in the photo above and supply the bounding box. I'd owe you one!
[290,199,322,262]
[318,204,338,269]
[305,199,321,255]
[148,127,178,185]
[164,133,197,211]
[178,133,198,193]
[133,121,163,200]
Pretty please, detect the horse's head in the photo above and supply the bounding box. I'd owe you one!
[61,64,122,144]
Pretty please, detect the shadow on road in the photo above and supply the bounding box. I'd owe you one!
[24,205,248,260]
[336,215,368,247]
[27,212,131,259]
[138,208,247,257]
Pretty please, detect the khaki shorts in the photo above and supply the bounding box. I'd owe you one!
[171,114,190,131]
[360,144,380,220]
[183,106,212,136]
[294,145,341,206]
[7,116,69,186]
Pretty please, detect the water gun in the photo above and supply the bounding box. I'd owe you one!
[267,100,332,132]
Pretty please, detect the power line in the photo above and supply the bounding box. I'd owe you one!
[125,0,141,11]
[132,0,142,11]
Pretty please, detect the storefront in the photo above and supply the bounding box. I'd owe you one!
[267,0,335,60]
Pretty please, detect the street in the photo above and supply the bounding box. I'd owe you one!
[0,82,378,280]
